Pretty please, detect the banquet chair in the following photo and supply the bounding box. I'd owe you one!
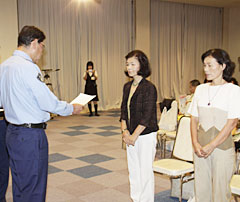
[157,100,178,158]
[153,116,194,202]
[230,150,240,202]
[231,175,240,202]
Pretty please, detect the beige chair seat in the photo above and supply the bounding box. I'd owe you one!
[153,159,193,176]
[231,175,240,195]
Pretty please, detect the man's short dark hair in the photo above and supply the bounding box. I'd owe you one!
[190,79,200,87]
[125,50,151,78]
[18,25,46,47]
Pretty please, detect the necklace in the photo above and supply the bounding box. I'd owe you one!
[132,77,142,86]
[132,81,139,86]
[207,84,224,106]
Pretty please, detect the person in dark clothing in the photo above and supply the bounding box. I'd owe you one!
[83,61,100,116]
[0,111,9,202]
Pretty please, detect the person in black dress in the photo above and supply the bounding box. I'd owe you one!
[83,61,100,116]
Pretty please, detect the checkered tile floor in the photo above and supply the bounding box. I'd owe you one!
[5,110,171,202]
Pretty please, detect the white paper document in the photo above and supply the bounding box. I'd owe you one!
[70,93,96,105]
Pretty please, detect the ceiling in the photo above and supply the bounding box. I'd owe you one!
[160,0,240,8]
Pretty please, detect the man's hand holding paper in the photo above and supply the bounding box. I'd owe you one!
[71,93,96,105]
[71,93,96,114]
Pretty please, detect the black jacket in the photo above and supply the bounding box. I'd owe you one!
[120,78,159,135]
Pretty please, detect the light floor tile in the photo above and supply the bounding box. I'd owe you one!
[49,143,79,153]
[85,144,117,153]
[74,134,104,140]
[112,183,130,196]
[50,159,90,170]
[79,188,132,202]
[95,158,128,171]
[90,137,119,144]
[67,198,86,202]
[89,172,129,188]
[115,168,129,176]
[55,136,84,143]
[59,148,96,158]
[46,187,74,202]
[68,140,101,148]
[99,148,127,159]
[48,171,83,187]
[57,179,106,197]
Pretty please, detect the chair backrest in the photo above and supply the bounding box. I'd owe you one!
[173,116,193,161]
[160,98,175,112]
[158,100,178,131]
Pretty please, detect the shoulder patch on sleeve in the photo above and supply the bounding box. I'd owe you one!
[37,73,44,82]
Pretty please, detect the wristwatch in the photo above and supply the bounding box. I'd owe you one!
[121,128,128,133]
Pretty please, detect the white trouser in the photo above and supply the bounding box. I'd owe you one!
[126,132,157,202]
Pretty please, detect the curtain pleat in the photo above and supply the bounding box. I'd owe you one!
[151,1,223,101]
[17,0,134,110]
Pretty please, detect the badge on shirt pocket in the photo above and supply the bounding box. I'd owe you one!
[37,73,44,82]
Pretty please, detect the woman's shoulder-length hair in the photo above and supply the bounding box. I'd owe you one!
[125,50,151,78]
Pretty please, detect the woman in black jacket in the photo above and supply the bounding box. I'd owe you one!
[120,50,158,202]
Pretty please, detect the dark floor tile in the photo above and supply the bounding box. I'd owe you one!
[155,190,187,202]
[48,165,63,174]
[62,130,89,136]
[95,131,119,136]
[98,126,119,130]
[67,165,112,178]
[68,125,91,130]
[49,153,71,163]
[77,154,114,164]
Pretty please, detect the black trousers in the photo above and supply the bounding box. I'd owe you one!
[0,120,9,202]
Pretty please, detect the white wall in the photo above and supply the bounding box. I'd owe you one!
[223,6,240,82]
[0,0,18,63]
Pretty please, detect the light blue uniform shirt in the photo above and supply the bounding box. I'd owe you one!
[0,50,73,124]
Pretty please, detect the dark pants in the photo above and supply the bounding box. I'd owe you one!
[0,120,9,202]
[6,124,48,202]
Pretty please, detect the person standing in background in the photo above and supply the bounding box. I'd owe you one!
[188,48,240,202]
[189,80,200,95]
[83,61,100,116]
[0,25,83,202]
[120,50,158,202]
[230,77,239,85]
[185,79,201,106]
[0,111,9,202]
[179,79,200,115]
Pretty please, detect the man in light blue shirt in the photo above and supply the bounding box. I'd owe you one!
[0,25,83,202]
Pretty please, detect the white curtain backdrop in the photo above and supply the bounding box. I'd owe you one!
[17,0,134,110]
[151,1,223,101]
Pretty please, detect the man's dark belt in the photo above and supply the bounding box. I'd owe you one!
[11,122,47,129]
